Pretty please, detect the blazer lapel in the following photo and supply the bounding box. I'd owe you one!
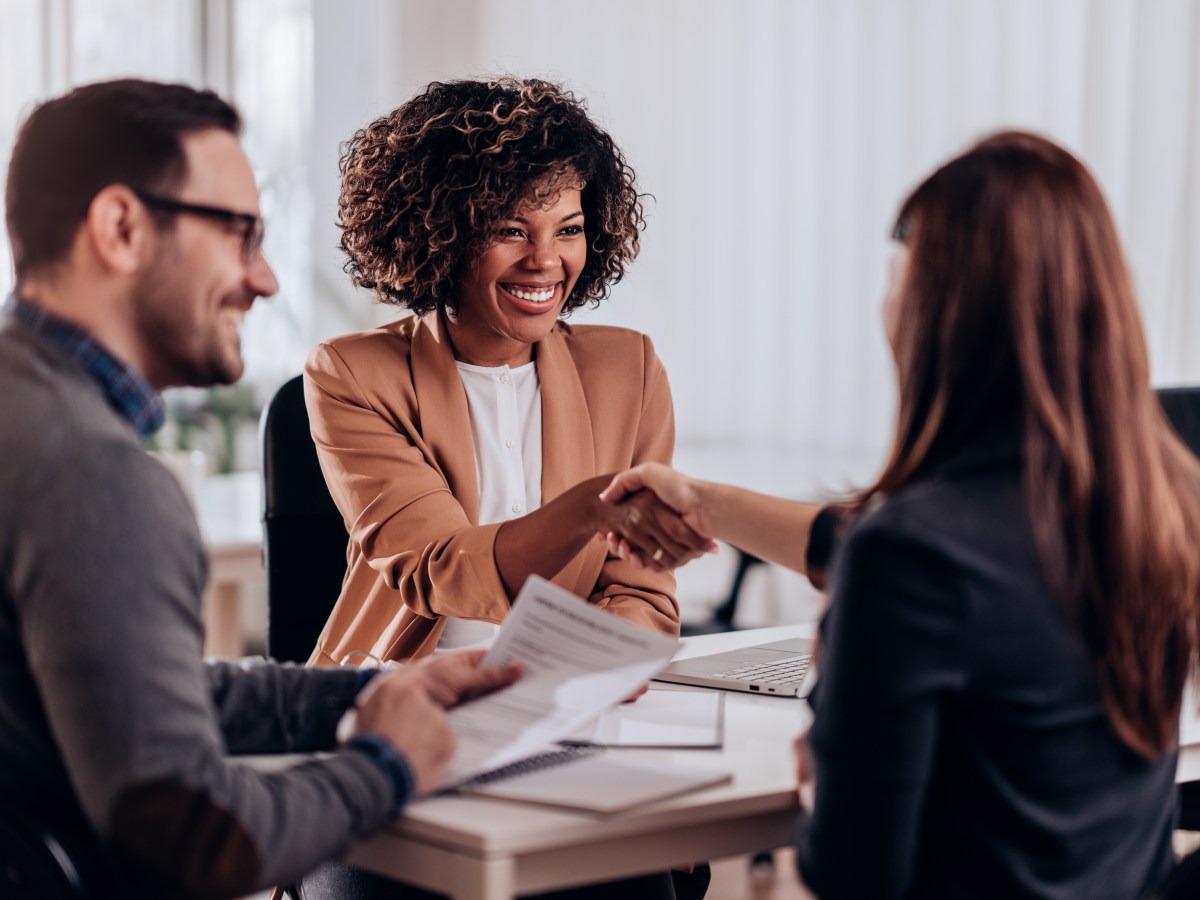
[410,312,481,524]
[537,326,605,593]
[407,319,604,594]
[537,325,596,501]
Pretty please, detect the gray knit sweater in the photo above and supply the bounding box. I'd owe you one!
[0,318,397,897]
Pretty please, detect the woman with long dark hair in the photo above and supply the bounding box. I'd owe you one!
[603,131,1200,898]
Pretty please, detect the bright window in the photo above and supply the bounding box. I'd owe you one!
[1,0,313,471]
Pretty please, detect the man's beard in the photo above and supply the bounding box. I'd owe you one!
[130,256,245,390]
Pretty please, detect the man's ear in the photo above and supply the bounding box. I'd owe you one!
[84,185,156,276]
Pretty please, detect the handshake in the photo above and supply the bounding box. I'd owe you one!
[595,463,719,572]
[344,462,714,795]
[351,461,810,797]
[349,461,720,796]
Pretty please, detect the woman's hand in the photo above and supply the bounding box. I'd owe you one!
[604,464,827,577]
[596,483,717,571]
[599,464,717,570]
[621,682,650,703]
[602,463,708,530]
[495,472,709,598]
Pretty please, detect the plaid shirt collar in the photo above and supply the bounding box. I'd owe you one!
[6,294,165,437]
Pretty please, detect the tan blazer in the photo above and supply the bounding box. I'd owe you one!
[303,312,680,665]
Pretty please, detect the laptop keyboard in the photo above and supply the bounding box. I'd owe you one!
[715,655,812,685]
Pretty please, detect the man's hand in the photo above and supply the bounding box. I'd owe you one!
[417,649,524,707]
[352,650,521,794]
[599,465,717,570]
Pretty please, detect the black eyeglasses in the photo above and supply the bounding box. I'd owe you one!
[134,190,265,262]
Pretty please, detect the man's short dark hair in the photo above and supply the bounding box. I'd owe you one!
[5,78,242,281]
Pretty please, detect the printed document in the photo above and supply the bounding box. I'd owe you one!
[565,687,725,748]
[436,576,679,789]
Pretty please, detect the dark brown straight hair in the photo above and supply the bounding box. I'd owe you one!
[6,79,241,281]
[864,131,1200,760]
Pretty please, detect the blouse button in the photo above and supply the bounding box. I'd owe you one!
[506,438,516,449]
[511,503,521,514]
[499,374,510,384]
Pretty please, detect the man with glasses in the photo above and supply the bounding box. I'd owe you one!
[0,78,519,898]
[133,190,267,262]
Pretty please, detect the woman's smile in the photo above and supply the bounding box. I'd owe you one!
[498,280,561,309]
[448,185,586,367]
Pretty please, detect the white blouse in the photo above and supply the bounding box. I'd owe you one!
[436,359,543,649]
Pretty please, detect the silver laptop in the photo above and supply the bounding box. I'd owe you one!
[652,637,816,697]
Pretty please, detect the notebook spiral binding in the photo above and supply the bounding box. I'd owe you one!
[461,744,603,786]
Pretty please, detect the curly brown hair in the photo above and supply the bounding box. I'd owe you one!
[337,77,646,316]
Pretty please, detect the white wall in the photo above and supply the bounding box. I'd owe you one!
[3,0,1199,486]
[306,0,1200,477]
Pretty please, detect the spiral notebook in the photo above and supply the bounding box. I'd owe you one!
[457,745,732,815]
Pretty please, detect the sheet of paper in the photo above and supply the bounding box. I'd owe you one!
[436,576,680,789]
[459,753,732,815]
[564,688,725,748]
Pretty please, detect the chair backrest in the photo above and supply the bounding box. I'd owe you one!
[0,798,121,899]
[260,375,349,664]
[1158,386,1200,459]
[1145,845,1200,900]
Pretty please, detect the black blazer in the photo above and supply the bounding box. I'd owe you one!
[796,439,1176,900]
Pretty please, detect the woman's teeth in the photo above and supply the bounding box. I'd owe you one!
[505,284,555,303]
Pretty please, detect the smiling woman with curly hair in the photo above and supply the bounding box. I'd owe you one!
[298,74,711,900]
[338,77,644,317]
[303,76,710,664]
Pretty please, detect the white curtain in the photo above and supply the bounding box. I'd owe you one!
[3,0,1199,478]
[307,0,1200,474]
[0,0,314,382]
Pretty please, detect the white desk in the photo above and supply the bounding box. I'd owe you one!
[336,622,1200,900]
[342,625,814,900]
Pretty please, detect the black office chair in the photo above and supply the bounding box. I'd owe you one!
[1159,386,1200,457]
[0,798,124,899]
[260,375,350,664]
[1158,386,1200,834]
[1145,846,1200,899]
